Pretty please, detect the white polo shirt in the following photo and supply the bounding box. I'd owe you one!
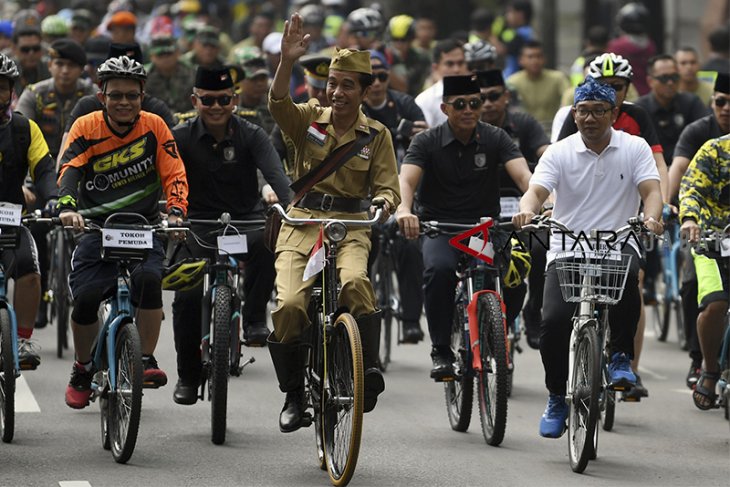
[530,128,659,260]
[415,80,447,128]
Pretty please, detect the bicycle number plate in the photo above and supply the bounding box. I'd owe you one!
[0,202,22,227]
[102,228,153,249]
[499,197,520,219]
[217,234,248,255]
[722,238,730,257]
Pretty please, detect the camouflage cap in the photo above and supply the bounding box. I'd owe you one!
[149,35,177,56]
[329,47,372,75]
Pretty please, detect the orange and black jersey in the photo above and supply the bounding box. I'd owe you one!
[58,110,188,224]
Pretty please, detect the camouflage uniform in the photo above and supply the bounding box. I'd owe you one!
[144,61,196,115]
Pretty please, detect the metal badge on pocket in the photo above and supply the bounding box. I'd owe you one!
[474,153,486,168]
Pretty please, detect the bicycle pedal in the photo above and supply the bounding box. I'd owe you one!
[142,381,162,389]
[620,393,641,403]
[300,413,313,428]
[19,363,39,371]
[515,344,523,354]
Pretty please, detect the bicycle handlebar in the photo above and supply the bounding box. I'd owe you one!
[269,203,383,227]
[521,215,653,242]
[419,218,514,236]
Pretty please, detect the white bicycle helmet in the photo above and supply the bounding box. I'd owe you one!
[347,7,383,35]
[97,55,147,82]
[0,53,20,81]
[587,53,633,81]
[464,40,498,64]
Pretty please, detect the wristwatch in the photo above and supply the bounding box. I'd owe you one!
[168,207,184,218]
[541,203,554,213]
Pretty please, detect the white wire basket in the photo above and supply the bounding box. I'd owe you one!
[554,250,632,305]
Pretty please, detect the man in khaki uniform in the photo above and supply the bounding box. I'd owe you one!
[268,13,400,433]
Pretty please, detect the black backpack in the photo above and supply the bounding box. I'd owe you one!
[0,113,32,206]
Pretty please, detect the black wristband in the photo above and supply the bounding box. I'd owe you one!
[168,207,184,218]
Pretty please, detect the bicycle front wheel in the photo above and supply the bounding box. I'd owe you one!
[374,256,393,372]
[50,231,70,358]
[322,313,363,487]
[0,308,15,443]
[445,303,473,432]
[476,293,509,446]
[210,286,232,445]
[109,322,143,463]
[568,325,601,473]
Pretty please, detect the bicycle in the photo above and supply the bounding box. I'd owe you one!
[0,206,52,443]
[650,214,686,348]
[45,223,75,358]
[75,212,174,463]
[168,213,262,445]
[525,216,649,473]
[270,202,383,487]
[371,218,402,372]
[420,218,513,447]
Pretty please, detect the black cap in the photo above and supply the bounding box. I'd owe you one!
[476,69,504,88]
[714,72,730,95]
[442,75,480,97]
[49,39,87,67]
[195,66,233,90]
[107,43,143,63]
[85,36,111,63]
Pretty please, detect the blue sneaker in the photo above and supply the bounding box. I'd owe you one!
[539,394,568,438]
[608,352,636,391]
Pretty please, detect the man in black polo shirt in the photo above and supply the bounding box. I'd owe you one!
[397,75,533,380]
[477,68,550,349]
[635,54,710,162]
[169,67,290,405]
[667,72,729,389]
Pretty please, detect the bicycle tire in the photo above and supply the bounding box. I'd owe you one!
[210,286,231,445]
[229,295,242,377]
[445,303,473,432]
[568,325,600,473]
[476,293,508,446]
[0,308,15,443]
[56,244,71,359]
[100,394,111,450]
[322,313,363,487]
[375,255,392,372]
[109,322,143,463]
[600,356,615,432]
[674,297,687,350]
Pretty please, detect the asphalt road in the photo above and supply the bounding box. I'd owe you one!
[2,295,728,487]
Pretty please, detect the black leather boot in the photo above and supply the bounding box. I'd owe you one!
[268,333,306,432]
[356,311,385,413]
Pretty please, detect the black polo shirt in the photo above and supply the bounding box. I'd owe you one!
[403,121,522,223]
[362,89,425,160]
[497,110,546,197]
[674,114,725,160]
[172,114,291,220]
[634,92,710,161]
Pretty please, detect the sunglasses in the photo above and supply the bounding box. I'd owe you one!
[652,73,680,84]
[105,91,142,102]
[714,96,729,108]
[574,107,610,118]
[373,72,389,83]
[481,91,505,103]
[445,97,482,111]
[602,82,627,92]
[19,45,42,54]
[195,94,233,107]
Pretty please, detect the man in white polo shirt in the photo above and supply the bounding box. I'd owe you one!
[415,39,468,128]
[512,76,664,438]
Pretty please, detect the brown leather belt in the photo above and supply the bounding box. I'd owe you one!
[296,193,364,213]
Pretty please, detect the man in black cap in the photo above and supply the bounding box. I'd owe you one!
[477,68,549,349]
[668,71,730,389]
[397,74,533,380]
[169,66,291,405]
[16,38,97,330]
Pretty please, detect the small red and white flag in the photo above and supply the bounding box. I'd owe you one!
[303,226,326,281]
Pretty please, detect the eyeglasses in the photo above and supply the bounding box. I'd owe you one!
[602,82,627,92]
[104,91,142,102]
[652,73,680,84]
[19,45,42,54]
[574,107,611,118]
[195,94,233,107]
[481,91,505,103]
[373,72,389,83]
[445,97,483,111]
[714,96,729,108]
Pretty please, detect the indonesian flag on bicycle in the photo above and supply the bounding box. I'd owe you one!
[303,226,326,281]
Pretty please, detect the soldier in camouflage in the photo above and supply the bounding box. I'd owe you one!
[144,35,196,115]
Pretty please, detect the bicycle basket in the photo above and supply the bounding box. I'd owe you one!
[0,226,21,250]
[554,250,632,305]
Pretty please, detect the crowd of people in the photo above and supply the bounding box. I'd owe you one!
[0,0,728,445]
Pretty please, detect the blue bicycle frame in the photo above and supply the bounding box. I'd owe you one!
[661,221,682,303]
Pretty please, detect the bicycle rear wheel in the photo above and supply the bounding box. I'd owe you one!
[322,313,363,487]
[108,322,143,463]
[210,286,231,445]
[568,324,600,473]
[50,231,70,358]
[0,308,15,443]
[374,256,392,372]
[445,302,473,432]
[476,293,509,446]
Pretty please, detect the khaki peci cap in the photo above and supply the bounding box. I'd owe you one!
[329,47,372,75]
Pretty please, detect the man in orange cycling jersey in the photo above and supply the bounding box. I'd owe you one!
[57,55,188,409]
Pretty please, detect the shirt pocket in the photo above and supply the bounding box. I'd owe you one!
[301,143,329,173]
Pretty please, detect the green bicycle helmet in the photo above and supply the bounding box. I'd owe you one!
[41,15,70,36]
[162,258,207,291]
[504,238,532,288]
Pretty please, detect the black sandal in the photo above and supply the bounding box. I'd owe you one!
[692,370,720,411]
